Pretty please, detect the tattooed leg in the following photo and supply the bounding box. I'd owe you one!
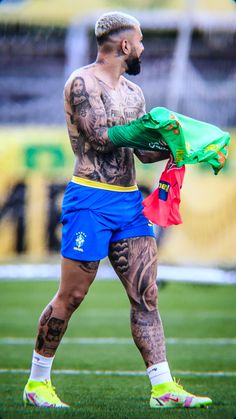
[35,257,99,357]
[109,236,166,367]
[130,305,166,367]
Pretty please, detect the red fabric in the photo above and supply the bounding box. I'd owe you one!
[142,158,185,227]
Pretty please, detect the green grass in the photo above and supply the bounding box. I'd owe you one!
[0,280,236,418]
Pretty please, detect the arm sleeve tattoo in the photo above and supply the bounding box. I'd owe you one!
[66,74,113,153]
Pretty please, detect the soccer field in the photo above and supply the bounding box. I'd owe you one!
[0,279,236,418]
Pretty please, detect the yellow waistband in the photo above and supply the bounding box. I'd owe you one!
[72,176,138,192]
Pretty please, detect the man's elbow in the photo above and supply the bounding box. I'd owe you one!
[139,155,152,163]
[135,150,157,163]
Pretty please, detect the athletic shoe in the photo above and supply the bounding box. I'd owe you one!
[23,379,69,408]
[150,378,212,408]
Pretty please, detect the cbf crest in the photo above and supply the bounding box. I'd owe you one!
[74,232,86,252]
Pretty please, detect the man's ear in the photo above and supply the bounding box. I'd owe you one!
[120,39,131,55]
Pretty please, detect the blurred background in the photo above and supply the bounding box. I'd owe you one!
[0,0,236,281]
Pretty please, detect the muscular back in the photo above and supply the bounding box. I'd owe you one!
[64,65,145,186]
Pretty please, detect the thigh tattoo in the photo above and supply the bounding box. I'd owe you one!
[78,260,100,274]
[109,237,158,311]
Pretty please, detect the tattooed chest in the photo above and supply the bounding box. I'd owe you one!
[101,89,141,126]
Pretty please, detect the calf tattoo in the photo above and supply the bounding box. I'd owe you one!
[39,304,52,326]
[36,304,66,356]
[46,317,65,343]
[131,306,166,367]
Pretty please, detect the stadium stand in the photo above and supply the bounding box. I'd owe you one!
[0,10,236,125]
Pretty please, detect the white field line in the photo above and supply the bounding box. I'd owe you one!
[0,368,235,377]
[0,264,236,284]
[0,337,236,345]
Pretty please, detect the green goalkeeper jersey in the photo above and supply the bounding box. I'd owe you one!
[108,107,230,174]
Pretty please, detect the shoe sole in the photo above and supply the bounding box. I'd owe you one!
[150,399,212,408]
[23,391,69,408]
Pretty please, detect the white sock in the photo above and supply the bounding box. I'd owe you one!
[147,361,173,386]
[29,350,55,382]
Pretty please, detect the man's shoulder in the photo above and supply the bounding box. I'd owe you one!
[121,76,143,94]
[64,66,99,94]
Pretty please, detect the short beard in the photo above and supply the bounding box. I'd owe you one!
[125,56,141,75]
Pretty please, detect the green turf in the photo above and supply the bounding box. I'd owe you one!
[0,279,236,418]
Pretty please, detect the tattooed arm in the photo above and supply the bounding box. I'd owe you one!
[133,86,170,163]
[134,149,170,163]
[64,72,113,153]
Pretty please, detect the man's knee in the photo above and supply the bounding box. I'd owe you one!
[67,260,98,309]
[58,288,87,312]
[129,281,158,312]
[59,259,99,312]
[142,281,158,311]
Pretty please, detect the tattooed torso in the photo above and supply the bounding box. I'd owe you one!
[64,65,145,186]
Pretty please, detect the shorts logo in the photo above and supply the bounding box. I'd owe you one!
[74,231,86,252]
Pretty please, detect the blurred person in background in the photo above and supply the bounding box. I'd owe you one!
[23,11,212,409]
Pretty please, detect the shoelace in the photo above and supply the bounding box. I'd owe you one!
[172,378,195,396]
[172,377,190,394]
[173,377,184,390]
[44,381,59,401]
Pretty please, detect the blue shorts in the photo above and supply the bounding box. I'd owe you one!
[61,177,154,261]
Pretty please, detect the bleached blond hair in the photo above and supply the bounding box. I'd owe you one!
[95,11,140,40]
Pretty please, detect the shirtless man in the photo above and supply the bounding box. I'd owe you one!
[23,11,212,409]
